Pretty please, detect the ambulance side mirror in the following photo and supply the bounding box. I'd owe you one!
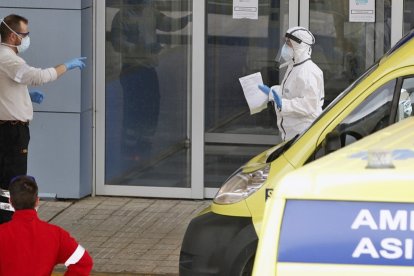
[324,131,341,155]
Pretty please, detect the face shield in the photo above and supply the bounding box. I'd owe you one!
[275,39,294,69]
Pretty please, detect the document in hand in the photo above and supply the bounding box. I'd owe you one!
[239,72,269,114]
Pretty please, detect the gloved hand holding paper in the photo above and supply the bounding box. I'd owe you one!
[259,84,282,110]
[239,72,268,114]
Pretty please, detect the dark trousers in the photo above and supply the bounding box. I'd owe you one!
[120,65,160,160]
[0,122,30,224]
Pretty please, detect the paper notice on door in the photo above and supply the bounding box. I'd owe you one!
[349,0,375,22]
[239,72,268,115]
[233,0,258,20]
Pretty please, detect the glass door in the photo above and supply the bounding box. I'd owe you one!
[96,0,196,198]
[302,0,402,106]
[204,0,291,195]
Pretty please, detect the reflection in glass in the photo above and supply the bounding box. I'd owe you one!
[205,1,288,188]
[105,0,192,187]
[397,77,414,122]
[309,0,391,105]
[404,0,414,34]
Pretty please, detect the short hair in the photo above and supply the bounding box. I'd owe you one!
[0,14,28,41]
[9,175,38,210]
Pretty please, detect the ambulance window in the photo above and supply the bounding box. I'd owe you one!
[309,79,396,163]
[338,79,395,142]
[396,77,414,122]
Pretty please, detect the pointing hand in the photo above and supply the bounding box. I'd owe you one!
[64,57,87,71]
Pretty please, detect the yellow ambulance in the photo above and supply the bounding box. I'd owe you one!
[253,116,414,276]
[180,30,414,276]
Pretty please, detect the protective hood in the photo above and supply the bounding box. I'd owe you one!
[285,26,315,63]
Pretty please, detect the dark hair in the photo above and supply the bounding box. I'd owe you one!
[0,14,28,41]
[9,175,38,210]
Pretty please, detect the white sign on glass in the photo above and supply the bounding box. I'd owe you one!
[349,0,375,22]
[233,0,259,20]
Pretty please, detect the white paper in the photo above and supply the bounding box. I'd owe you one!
[239,72,268,114]
[349,0,375,23]
[233,0,258,20]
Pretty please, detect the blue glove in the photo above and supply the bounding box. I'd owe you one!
[29,90,44,104]
[258,84,282,109]
[64,57,87,70]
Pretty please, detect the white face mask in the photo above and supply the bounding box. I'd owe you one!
[16,35,30,53]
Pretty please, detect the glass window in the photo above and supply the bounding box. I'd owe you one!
[404,0,414,34]
[338,80,395,143]
[205,0,289,188]
[397,77,414,122]
[309,0,391,106]
[311,79,396,161]
[105,0,192,187]
[205,0,288,135]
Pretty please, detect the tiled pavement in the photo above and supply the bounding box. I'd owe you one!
[37,196,211,275]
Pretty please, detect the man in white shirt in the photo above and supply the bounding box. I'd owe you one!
[0,14,86,223]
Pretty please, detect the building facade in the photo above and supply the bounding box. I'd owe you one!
[2,0,413,199]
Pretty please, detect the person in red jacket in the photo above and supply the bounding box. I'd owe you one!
[0,175,93,275]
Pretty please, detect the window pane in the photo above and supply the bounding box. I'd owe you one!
[338,79,395,144]
[205,0,288,188]
[312,80,396,162]
[206,0,288,135]
[397,77,414,122]
[404,0,414,34]
[105,0,192,187]
[310,0,391,105]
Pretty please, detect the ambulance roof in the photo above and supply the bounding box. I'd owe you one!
[276,117,414,202]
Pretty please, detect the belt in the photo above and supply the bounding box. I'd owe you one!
[0,120,29,126]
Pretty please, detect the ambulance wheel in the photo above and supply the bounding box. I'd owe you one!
[229,241,256,276]
[240,255,254,276]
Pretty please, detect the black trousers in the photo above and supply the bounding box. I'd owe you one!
[119,66,160,160]
[0,122,30,224]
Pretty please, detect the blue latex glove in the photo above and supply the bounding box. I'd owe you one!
[29,90,44,104]
[64,57,87,70]
[258,84,282,109]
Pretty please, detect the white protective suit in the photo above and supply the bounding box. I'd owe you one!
[271,27,324,141]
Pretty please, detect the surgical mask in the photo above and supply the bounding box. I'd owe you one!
[16,35,30,53]
[280,43,294,61]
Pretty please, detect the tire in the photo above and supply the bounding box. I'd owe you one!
[228,240,257,276]
[240,255,255,276]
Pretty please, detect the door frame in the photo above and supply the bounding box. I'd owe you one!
[94,0,204,198]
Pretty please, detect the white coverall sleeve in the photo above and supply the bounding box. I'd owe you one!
[281,71,322,118]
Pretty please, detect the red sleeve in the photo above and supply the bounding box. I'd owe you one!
[64,250,93,276]
[56,227,93,276]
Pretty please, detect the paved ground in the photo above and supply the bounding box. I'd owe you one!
[37,196,211,275]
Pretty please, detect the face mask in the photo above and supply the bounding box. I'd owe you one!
[16,35,30,53]
[280,43,294,62]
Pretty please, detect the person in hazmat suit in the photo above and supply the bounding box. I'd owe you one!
[259,27,324,141]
